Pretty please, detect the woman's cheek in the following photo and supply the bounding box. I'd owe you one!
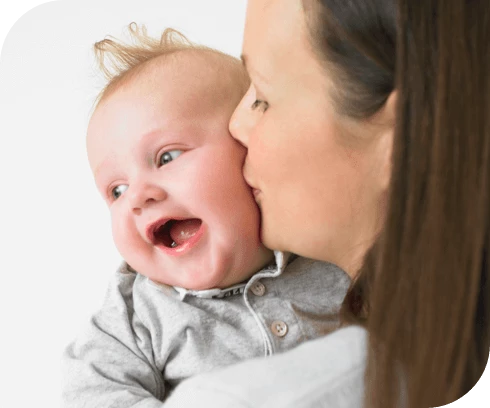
[248,124,269,169]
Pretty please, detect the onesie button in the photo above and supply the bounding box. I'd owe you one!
[250,281,266,297]
[271,320,288,337]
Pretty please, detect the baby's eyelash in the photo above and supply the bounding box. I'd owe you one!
[251,99,269,112]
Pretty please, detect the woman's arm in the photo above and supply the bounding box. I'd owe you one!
[164,326,367,408]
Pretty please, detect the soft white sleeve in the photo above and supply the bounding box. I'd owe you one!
[163,326,367,408]
[61,271,166,408]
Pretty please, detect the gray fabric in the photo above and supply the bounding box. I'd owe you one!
[164,326,367,408]
[61,255,350,407]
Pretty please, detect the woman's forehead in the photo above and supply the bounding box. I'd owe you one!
[243,0,328,94]
[244,0,305,47]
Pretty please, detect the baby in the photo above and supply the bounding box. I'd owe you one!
[61,24,350,406]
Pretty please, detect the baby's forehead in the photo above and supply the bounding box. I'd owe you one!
[89,49,247,141]
[98,48,248,113]
[149,49,248,93]
[173,49,248,83]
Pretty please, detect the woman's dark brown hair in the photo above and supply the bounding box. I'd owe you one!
[303,0,490,406]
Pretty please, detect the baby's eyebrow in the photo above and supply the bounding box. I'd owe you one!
[92,157,117,186]
[93,159,109,179]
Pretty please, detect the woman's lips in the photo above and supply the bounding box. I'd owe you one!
[243,174,260,198]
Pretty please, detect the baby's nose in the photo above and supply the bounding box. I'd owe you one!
[128,183,167,213]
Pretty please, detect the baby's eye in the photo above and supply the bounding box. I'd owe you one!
[158,149,183,166]
[111,184,128,200]
[251,99,269,112]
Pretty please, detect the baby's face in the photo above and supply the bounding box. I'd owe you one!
[87,54,272,290]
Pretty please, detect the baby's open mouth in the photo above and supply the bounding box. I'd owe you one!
[149,218,202,249]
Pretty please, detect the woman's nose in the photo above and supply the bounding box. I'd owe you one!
[127,182,167,214]
[229,108,249,148]
[229,91,256,148]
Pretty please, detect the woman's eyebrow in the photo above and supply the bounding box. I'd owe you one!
[240,54,270,86]
[240,54,249,69]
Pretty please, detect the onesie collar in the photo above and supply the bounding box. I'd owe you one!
[172,251,291,301]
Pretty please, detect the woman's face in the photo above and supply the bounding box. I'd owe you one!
[230,0,393,275]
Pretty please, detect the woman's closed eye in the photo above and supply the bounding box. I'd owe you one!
[158,149,183,166]
[251,99,269,113]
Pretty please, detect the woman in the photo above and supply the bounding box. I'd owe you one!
[166,0,489,407]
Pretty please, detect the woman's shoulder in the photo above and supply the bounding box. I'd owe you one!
[165,326,367,408]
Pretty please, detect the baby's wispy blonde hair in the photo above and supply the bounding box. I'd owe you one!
[93,22,248,106]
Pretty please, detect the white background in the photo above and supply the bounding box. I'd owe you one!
[0,1,488,407]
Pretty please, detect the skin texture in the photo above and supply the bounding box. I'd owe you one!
[87,52,273,290]
[230,0,394,277]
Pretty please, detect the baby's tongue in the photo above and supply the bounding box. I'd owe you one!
[169,219,202,245]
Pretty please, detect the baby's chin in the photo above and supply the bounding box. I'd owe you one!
[130,243,274,291]
[139,261,232,291]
